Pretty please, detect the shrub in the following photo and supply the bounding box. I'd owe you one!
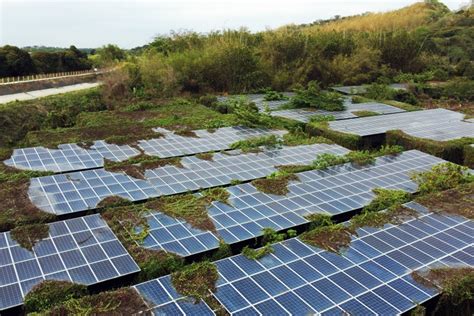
[364,83,396,100]
[312,153,348,170]
[363,188,411,213]
[289,81,345,111]
[411,162,473,195]
[264,90,288,101]
[24,280,88,313]
[230,134,282,152]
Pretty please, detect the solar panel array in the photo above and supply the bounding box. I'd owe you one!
[271,102,405,123]
[134,275,215,315]
[28,144,348,215]
[132,202,473,315]
[135,150,445,257]
[138,126,286,158]
[332,83,408,95]
[0,214,140,311]
[3,141,140,173]
[211,202,473,315]
[329,108,474,141]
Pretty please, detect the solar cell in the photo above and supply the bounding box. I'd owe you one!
[138,126,286,157]
[329,108,474,141]
[135,150,445,257]
[3,141,140,173]
[28,144,348,215]
[0,214,140,311]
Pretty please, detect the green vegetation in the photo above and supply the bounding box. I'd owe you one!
[282,128,333,146]
[0,179,55,232]
[264,90,288,101]
[252,171,299,195]
[24,280,88,313]
[464,145,474,168]
[0,45,91,77]
[352,110,379,117]
[230,134,281,152]
[104,156,183,180]
[196,152,214,161]
[386,130,474,165]
[171,261,219,301]
[309,115,335,123]
[10,223,49,251]
[286,81,345,111]
[362,188,411,213]
[44,288,148,315]
[306,120,363,150]
[242,228,297,260]
[146,188,229,232]
[410,162,473,195]
[382,100,421,111]
[416,182,473,220]
[412,267,474,315]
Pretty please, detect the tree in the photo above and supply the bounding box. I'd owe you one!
[0,45,36,76]
[93,44,126,66]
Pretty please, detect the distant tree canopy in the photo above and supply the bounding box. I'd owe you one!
[0,45,91,77]
[89,44,126,67]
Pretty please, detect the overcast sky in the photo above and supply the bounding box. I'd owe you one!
[0,0,468,49]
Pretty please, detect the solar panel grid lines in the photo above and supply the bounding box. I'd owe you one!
[3,141,141,173]
[270,102,405,123]
[332,84,409,95]
[209,205,473,315]
[134,275,215,315]
[133,150,445,257]
[328,108,474,141]
[140,212,221,257]
[138,126,287,158]
[28,144,350,215]
[0,214,140,311]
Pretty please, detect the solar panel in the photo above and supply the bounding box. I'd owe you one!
[210,202,473,315]
[140,212,221,256]
[138,126,286,158]
[329,109,474,141]
[0,214,140,311]
[3,141,140,173]
[28,144,348,215]
[271,101,405,123]
[134,150,445,257]
[332,83,408,95]
[134,275,214,315]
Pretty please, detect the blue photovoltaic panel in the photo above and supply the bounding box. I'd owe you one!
[0,214,140,311]
[134,275,214,315]
[329,108,474,141]
[138,126,286,158]
[136,150,445,257]
[3,141,140,173]
[211,202,473,315]
[139,212,221,256]
[28,144,349,215]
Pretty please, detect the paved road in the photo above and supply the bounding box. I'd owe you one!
[0,82,101,104]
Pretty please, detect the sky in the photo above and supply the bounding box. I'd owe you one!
[0,0,469,49]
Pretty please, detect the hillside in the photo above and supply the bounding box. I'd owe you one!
[305,1,450,33]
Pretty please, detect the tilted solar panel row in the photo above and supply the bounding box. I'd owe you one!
[4,126,285,173]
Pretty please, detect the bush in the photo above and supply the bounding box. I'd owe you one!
[363,188,411,213]
[289,81,345,111]
[364,83,396,100]
[411,162,473,195]
[264,90,288,101]
[24,280,88,313]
